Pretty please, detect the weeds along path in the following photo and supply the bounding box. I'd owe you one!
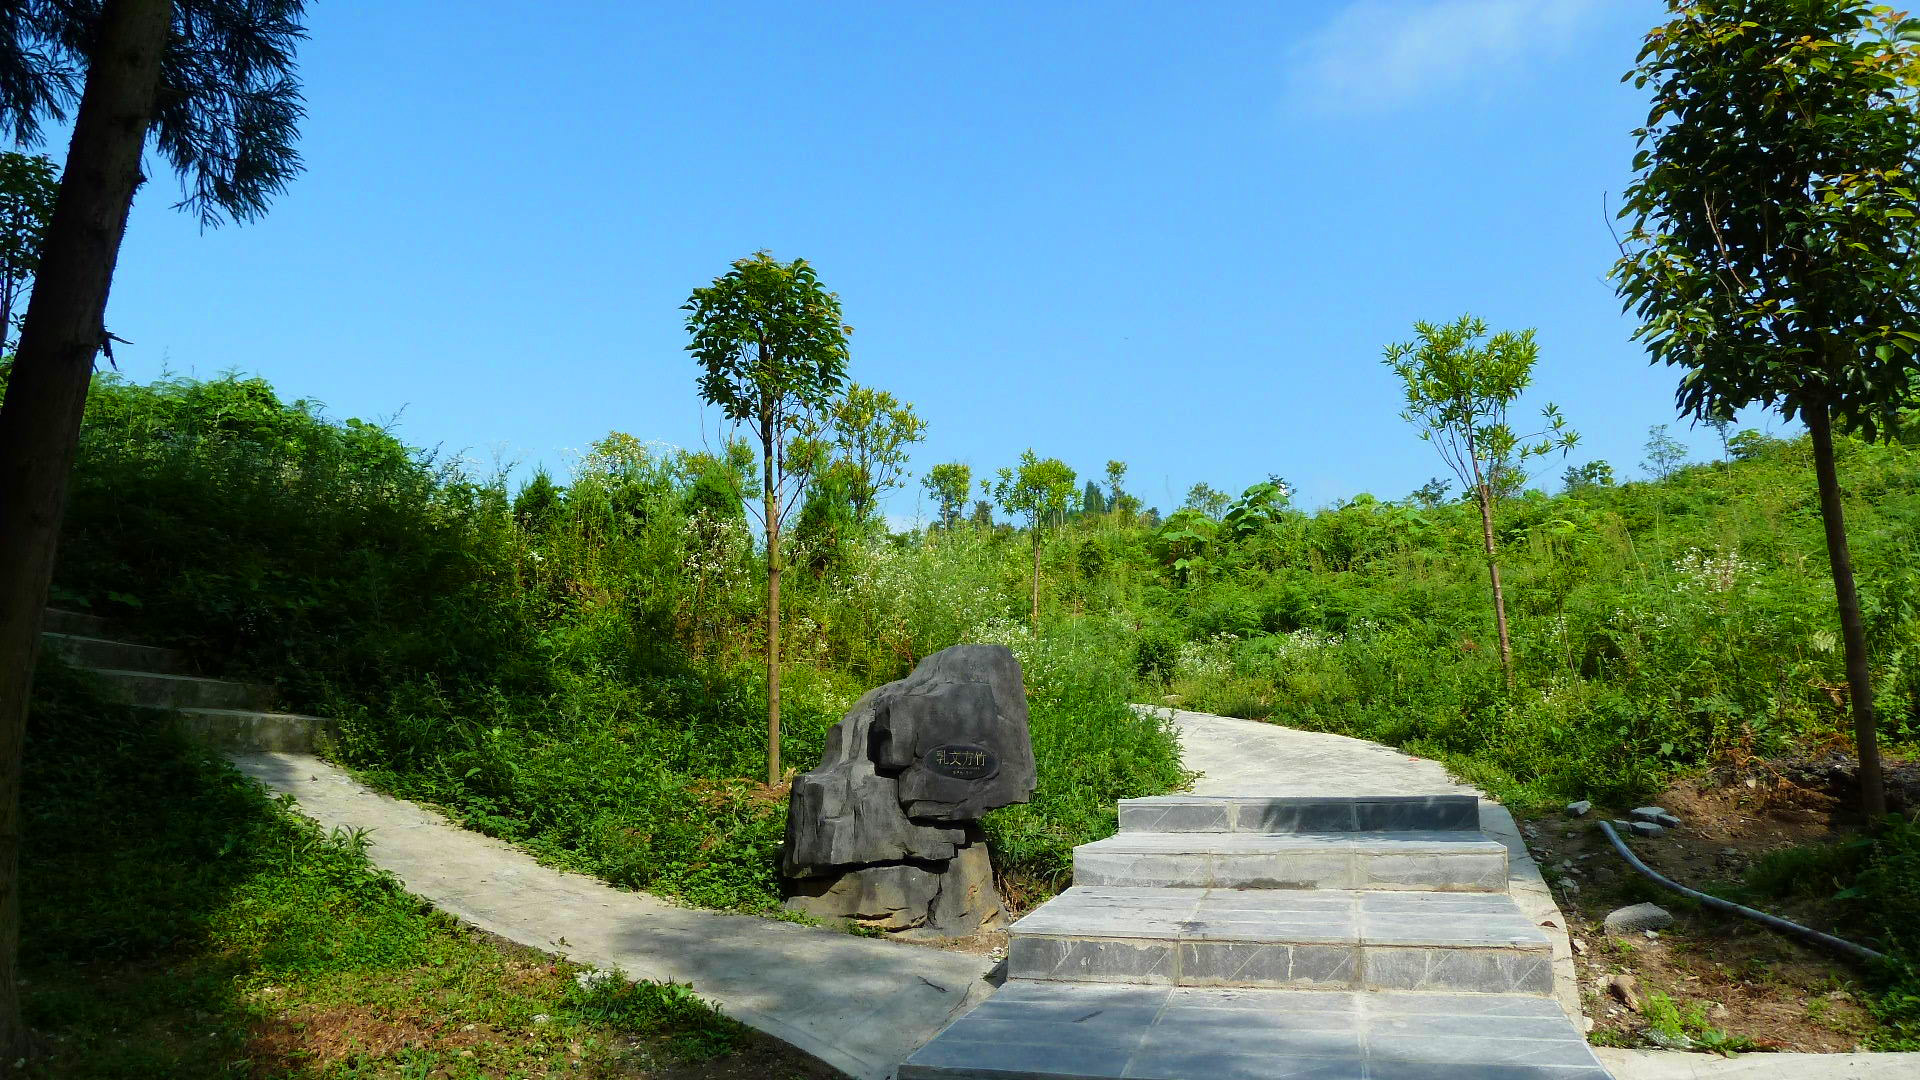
[228,751,995,1080]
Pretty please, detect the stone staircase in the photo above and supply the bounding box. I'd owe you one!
[41,609,333,752]
[902,793,1611,1080]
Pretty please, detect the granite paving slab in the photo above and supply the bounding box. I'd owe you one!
[1119,794,1481,834]
[899,983,1611,1080]
[1073,831,1509,892]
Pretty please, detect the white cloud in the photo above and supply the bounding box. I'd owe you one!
[1287,0,1600,112]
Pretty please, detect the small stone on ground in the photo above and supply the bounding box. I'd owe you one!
[1603,902,1673,935]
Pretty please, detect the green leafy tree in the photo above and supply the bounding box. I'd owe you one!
[1222,479,1291,541]
[1182,482,1231,521]
[1104,460,1142,524]
[990,451,1077,630]
[1410,476,1453,507]
[1080,479,1108,516]
[685,251,850,785]
[0,2,307,1057]
[1612,0,1920,817]
[825,383,926,523]
[679,437,759,521]
[793,461,861,573]
[1561,460,1615,493]
[1383,315,1577,688]
[1153,508,1216,584]
[1642,424,1688,480]
[921,462,971,529]
[512,469,566,533]
[0,153,56,361]
[969,498,994,529]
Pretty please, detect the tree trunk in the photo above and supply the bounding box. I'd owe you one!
[1476,483,1516,689]
[762,435,781,787]
[1030,528,1041,632]
[0,0,174,1058]
[1805,404,1885,820]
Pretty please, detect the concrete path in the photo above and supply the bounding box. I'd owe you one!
[1139,705,1584,1022]
[225,706,1917,1080]
[1140,706,1920,1080]
[229,753,995,1080]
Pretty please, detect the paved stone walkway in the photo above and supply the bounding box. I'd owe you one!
[228,753,995,1080]
[53,610,1917,1078]
[1140,704,1582,1021]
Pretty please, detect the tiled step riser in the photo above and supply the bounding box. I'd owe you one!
[41,633,191,675]
[93,670,275,711]
[1074,850,1507,892]
[1006,937,1552,995]
[170,709,332,754]
[1119,795,1479,834]
[41,609,110,636]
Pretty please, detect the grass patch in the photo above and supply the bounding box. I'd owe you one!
[15,660,799,1078]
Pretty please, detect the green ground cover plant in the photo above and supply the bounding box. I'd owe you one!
[17,658,782,1078]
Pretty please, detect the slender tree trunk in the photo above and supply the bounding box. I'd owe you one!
[762,434,781,787]
[1030,527,1041,632]
[0,279,15,362]
[0,0,174,1057]
[1475,483,1516,689]
[1805,404,1885,820]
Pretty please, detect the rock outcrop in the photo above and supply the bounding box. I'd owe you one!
[782,644,1036,938]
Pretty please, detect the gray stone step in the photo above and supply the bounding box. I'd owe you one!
[1007,887,1552,995]
[89,669,275,711]
[42,608,111,636]
[170,708,333,754]
[40,633,192,675]
[900,981,1609,1080]
[1073,830,1508,892]
[1120,794,1479,834]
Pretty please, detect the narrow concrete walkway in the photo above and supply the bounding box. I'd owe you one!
[229,753,994,1080]
[224,706,1914,1080]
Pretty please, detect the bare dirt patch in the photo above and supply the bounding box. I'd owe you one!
[1522,771,1891,1052]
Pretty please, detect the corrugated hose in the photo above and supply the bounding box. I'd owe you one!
[1594,819,1885,965]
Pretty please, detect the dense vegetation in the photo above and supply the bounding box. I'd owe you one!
[24,367,1920,1044]
[43,371,1185,912]
[18,657,773,1078]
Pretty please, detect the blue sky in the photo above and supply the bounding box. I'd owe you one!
[95,0,1770,522]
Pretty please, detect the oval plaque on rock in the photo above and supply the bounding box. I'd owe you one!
[925,743,999,781]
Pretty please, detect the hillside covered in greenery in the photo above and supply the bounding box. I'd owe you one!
[19,368,1920,1047]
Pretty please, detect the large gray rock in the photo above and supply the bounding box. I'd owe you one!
[783,645,1034,937]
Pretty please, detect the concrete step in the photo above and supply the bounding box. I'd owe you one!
[1120,794,1479,834]
[1007,887,1552,995]
[900,981,1609,1080]
[88,669,275,711]
[41,633,192,675]
[1073,830,1508,892]
[170,708,333,754]
[42,609,111,636]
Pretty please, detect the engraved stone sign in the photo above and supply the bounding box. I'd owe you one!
[782,644,1037,939]
[926,743,998,781]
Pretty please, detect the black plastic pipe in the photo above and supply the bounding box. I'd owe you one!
[1594,819,1886,965]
